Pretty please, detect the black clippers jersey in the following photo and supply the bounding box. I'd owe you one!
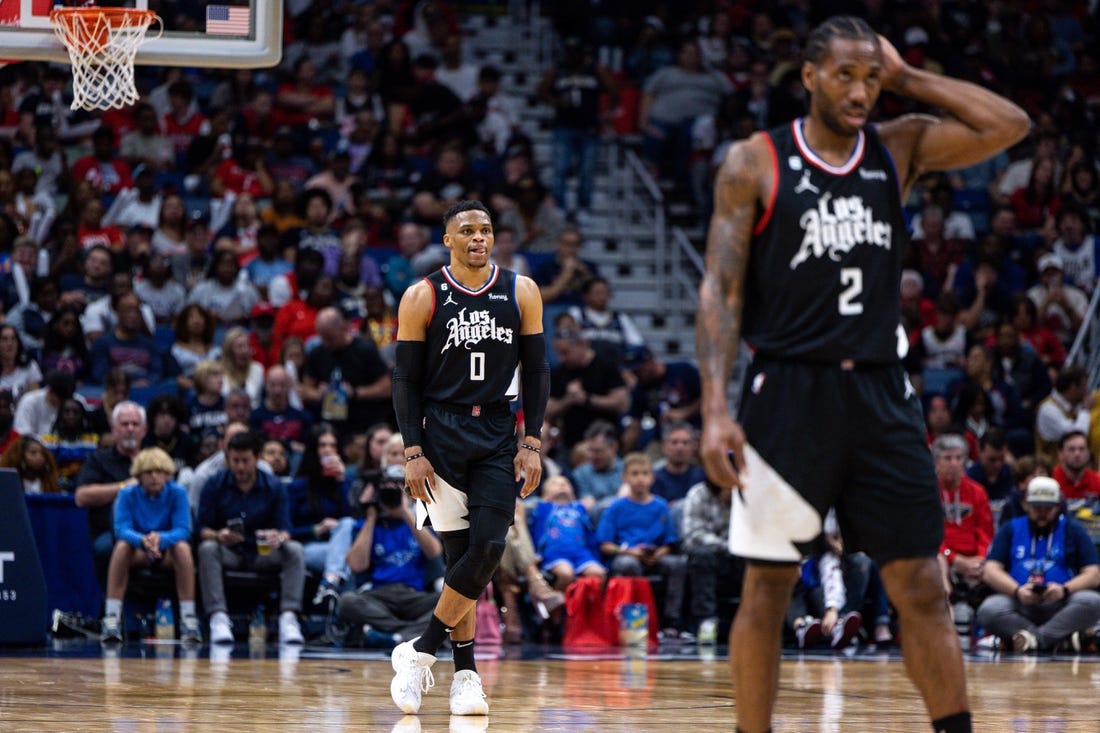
[742,119,909,364]
[422,265,521,404]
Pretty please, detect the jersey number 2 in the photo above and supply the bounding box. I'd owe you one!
[470,351,485,381]
[838,268,863,315]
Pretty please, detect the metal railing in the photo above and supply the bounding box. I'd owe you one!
[1067,288,1100,387]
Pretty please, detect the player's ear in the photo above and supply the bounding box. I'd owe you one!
[801,60,815,93]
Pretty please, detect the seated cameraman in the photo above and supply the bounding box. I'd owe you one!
[336,465,443,646]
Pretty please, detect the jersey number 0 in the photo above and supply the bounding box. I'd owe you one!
[469,351,485,380]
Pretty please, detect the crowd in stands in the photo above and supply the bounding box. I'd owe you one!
[2,0,1100,650]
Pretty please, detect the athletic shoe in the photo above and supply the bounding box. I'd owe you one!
[99,615,123,644]
[449,670,489,715]
[1012,629,1038,653]
[279,611,304,644]
[362,624,402,649]
[390,637,436,714]
[312,580,340,609]
[209,612,234,645]
[180,615,202,644]
[831,611,862,649]
[1056,631,1082,653]
[795,619,822,649]
[696,617,720,646]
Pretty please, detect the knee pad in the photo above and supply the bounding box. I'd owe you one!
[448,539,506,599]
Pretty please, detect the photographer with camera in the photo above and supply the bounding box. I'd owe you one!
[977,477,1100,652]
[336,463,443,646]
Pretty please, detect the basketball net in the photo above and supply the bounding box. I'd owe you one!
[50,7,162,111]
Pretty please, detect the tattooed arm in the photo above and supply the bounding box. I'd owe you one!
[696,134,771,490]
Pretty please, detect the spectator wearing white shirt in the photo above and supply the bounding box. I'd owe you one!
[1051,205,1100,294]
[1034,366,1092,466]
[13,370,76,437]
[103,168,163,230]
[434,34,479,102]
[82,273,157,344]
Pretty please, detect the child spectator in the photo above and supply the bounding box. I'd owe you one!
[596,452,688,638]
[185,359,227,437]
[531,475,606,593]
[788,511,872,650]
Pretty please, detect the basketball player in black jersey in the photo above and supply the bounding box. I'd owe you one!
[697,18,1029,733]
[389,200,549,716]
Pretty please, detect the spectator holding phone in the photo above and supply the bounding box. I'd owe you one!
[976,477,1100,652]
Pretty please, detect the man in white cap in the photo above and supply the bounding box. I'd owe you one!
[1026,253,1088,347]
[976,476,1100,652]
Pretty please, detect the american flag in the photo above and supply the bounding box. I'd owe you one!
[206,5,251,36]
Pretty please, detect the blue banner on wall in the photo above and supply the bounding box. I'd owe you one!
[0,469,48,643]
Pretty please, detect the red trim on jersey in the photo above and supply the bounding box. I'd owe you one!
[753,134,780,236]
[424,277,437,324]
[442,264,499,296]
[791,118,865,175]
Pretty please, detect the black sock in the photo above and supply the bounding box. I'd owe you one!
[452,637,477,672]
[413,615,451,655]
[932,712,972,733]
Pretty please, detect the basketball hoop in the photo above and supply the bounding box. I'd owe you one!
[49,7,162,111]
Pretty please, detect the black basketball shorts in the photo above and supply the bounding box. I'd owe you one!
[735,358,944,565]
[419,401,518,532]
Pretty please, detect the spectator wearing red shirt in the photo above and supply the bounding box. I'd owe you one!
[161,80,208,157]
[210,138,274,198]
[901,269,936,347]
[248,302,278,369]
[76,198,125,252]
[272,275,337,357]
[1009,157,1061,231]
[934,434,993,598]
[1052,431,1100,502]
[236,88,289,142]
[274,57,335,128]
[1011,294,1066,369]
[71,126,133,196]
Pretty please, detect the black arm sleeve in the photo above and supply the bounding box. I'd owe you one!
[392,340,427,447]
[519,334,550,438]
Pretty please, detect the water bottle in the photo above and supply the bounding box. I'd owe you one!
[249,605,267,646]
[155,599,175,640]
[321,366,349,421]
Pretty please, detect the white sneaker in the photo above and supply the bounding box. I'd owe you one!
[390,637,436,714]
[1012,629,1038,653]
[279,611,304,644]
[449,669,489,715]
[697,617,719,645]
[209,612,233,645]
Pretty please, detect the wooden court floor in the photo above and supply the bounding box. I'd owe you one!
[2,643,1100,732]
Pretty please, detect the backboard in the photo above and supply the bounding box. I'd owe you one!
[0,1,281,68]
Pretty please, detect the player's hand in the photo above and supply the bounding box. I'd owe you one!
[700,412,746,490]
[515,443,543,499]
[404,453,437,504]
[877,34,909,94]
